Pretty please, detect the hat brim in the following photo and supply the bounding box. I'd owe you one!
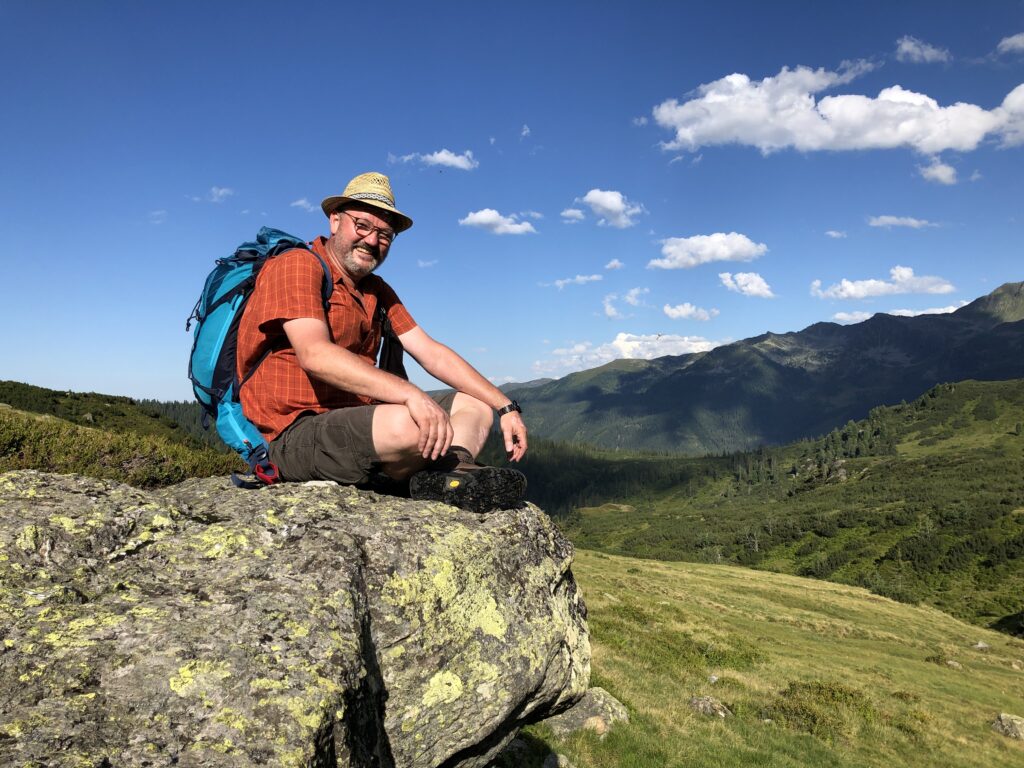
[320,195,413,233]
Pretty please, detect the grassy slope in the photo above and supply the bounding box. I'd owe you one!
[0,407,242,487]
[523,551,1024,768]
[561,380,1024,630]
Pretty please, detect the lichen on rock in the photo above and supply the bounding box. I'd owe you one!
[0,470,590,767]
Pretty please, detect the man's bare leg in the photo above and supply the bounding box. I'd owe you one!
[371,393,493,480]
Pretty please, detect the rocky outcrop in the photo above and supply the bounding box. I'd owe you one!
[0,471,590,767]
[992,713,1024,740]
[543,687,628,739]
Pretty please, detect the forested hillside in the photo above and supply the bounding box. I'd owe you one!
[540,379,1024,632]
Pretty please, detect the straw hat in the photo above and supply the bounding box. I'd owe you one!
[320,172,413,233]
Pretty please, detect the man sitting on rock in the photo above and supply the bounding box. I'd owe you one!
[236,171,527,512]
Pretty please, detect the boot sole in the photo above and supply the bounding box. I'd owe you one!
[409,467,527,513]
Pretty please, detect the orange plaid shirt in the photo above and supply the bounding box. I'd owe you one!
[237,236,416,441]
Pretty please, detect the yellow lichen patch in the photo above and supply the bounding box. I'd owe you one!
[250,677,289,693]
[193,524,250,559]
[213,707,249,732]
[282,695,325,730]
[284,620,310,639]
[471,595,507,638]
[50,515,82,534]
[43,615,122,649]
[169,659,232,697]
[15,524,39,552]
[150,514,174,528]
[265,509,282,526]
[129,605,164,620]
[423,670,464,707]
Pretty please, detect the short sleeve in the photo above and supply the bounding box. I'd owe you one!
[375,279,417,335]
[250,250,329,327]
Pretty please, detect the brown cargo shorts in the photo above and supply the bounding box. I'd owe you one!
[268,392,458,485]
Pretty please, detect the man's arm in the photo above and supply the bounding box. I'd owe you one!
[399,325,528,461]
[283,317,453,459]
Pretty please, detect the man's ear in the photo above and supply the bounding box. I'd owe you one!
[328,210,342,235]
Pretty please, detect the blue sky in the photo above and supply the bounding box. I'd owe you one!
[2,1,1022,401]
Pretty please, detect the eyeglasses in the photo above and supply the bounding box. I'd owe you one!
[339,210,396,245]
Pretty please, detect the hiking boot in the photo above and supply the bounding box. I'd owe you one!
[409,462,527,513]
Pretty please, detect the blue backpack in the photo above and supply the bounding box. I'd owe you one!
[186,227,333,487]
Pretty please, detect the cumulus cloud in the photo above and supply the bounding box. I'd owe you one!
[605,258,624,270]
[868,215,937,228]
[578,189,645,228]
[533,333,724,376]
[825,230,847,239]
[918,157,957,184]
[520,210,544,220]
[888,301,968,316]
[997,33,1024,55]
[811,265,954,299]
[664,302,720,321]
[632,116,649,126]
[458,209,537,235]
[719,271,775,298]
[391,149,479,170]
[895,35,951,64]
[521,124,531,138]
[833,311,874,324]
[549,274,603,290]
[561,208,585,223]
[602,294,622,318]
[624,287,649,306]
[417,259,438,268]
[290,198,317,212]
[650,232,767,269]
[652,62,1022,154]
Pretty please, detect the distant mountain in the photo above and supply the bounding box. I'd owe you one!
[506,281,1024,453]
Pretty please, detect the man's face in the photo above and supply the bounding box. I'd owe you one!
[328,204,395,281]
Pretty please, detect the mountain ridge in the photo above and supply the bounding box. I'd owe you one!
[507,281,1024,452]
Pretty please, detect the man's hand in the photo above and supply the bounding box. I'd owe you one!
[500,411,528,462]
[405,391,454,460]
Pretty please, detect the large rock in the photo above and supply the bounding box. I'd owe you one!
[0,471,590,767]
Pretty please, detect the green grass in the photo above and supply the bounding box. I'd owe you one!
[522,551,1024,768]
[0,406,242,487]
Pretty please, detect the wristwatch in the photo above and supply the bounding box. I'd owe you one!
[496,400,522,417]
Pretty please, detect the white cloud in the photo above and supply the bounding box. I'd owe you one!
[579,189,645,228]
[997,33,1024,55]
[521,124,531,138]
[391,149,478,170]
[624,287,649,306]
[970,170,983,182]
[148,210,167,225]
[561,208,585,223]
[520,210,544,220]
[458,208,537,235]
[719,271,775,298]
[632,116,649,126]
[650,232,767,269]
[602,294,622,319]
[868,215,937,228]
[664,302,720,321]
[825,230,847,239]
[652,62,1021,155]
[489,136,496,145]
[533,333,723,376]
[290,198,317,212]
[551,274,603,290]
[833,311,874,324]
[895,35,951,64]
[888,301,968,316]
[918,157,957,184]
[190,186,233,203]
[417,259,438,268]
[605,258,624,270]
[811,265,955,299]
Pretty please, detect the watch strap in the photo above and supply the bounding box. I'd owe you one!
[496,400,521,417]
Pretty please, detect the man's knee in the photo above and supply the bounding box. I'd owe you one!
[371,404,422,460]
[451,392,493,425]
